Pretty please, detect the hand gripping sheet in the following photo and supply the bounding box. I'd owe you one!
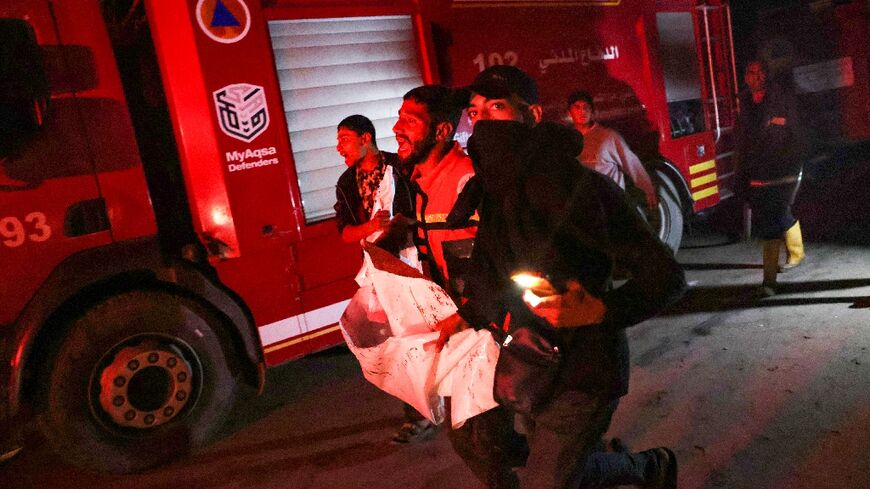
[340,243,499,428]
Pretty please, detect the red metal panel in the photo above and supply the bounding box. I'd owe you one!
[429,1,665,163]
[147,0,304,329]
[413,11,439,84]
[0,1,119,324]
[834,2,870,142]
[264,325,345,365]
[50,1,158,242]
[145,0,240,256]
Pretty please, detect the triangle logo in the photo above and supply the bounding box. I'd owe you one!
[195,0,251,44]
[210,0,241,28]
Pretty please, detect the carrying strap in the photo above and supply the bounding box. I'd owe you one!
[411,181,448,288]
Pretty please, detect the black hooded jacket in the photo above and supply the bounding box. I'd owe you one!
[734,82,807,192]
[457,120,686,398]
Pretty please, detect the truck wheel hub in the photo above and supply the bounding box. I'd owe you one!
[97,344,193,429]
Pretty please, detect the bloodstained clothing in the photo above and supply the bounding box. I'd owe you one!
[334,151,414,235]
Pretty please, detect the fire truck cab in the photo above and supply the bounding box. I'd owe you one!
[1,0,739,472]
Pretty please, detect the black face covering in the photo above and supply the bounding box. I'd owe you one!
[466,120,584,287]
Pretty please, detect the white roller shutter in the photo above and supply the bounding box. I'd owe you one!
[267,15,424,223]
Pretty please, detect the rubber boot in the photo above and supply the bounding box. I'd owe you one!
[780,221,805,271]
[761,239,781,296]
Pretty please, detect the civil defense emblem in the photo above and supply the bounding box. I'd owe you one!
[213,83,270,142]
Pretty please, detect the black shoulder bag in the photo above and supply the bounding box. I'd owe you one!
[491,312,562,415]
[490,186,588,415]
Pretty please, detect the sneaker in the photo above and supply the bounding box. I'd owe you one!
[759,285,777,298]
[391,420,438,444]
[645,447,677,489]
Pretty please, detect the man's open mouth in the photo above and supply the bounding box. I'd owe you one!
[396,136,410,154]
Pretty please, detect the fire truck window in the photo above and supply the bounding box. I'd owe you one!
[0,19,48,152]
[267,16,424,224]
[1,20,132,184]
[656,12,706,139]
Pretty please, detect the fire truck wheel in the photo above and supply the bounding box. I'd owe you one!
[38,291,238,473]
[651,171,684,252]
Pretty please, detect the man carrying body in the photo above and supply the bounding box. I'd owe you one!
[333,115,432,444]
[567,90,658,211]
[393,85,477,296]
[440,65,685,489]
[380,86,476,443]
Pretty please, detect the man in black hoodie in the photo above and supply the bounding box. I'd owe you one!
[440,66,686,489]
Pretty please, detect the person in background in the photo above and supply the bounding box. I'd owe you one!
[439,65,685,489]
[567,90,658,211]
[332,114,430,444]
[734,60,806,295]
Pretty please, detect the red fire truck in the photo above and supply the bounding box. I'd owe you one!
[2,0,839,473]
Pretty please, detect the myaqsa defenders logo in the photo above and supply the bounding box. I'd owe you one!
[213,83,270,143]
[196,0,251,44]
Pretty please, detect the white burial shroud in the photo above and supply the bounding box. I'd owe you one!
[340,243,499,428]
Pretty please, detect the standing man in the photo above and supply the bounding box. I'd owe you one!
[332,115,431,444]
[735,60,806,295]
[567,90,658,211]
[440,65,685,489]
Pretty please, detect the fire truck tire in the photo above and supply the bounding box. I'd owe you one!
[38,291,238,473]
[651,171,684,252]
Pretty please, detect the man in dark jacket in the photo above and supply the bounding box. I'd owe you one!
[734,60,807,295]
[333,114,414,246]
[332,114,431,443]
[439,66,687,489]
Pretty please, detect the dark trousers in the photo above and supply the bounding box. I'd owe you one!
[748,181,800,239]
[448,405,526,489]
[450,391,661,489]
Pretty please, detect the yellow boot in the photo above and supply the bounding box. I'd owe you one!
[781,221,805,271]
[761,239,781,296]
